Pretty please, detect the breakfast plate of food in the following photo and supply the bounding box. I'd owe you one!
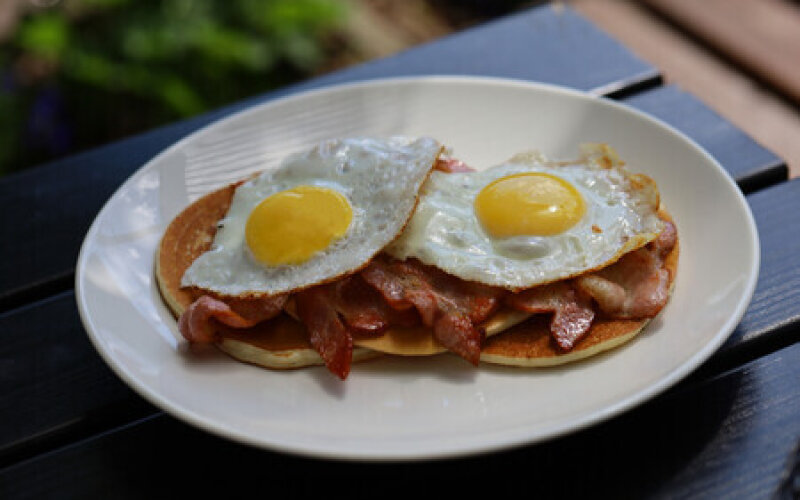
[76,76,759,460]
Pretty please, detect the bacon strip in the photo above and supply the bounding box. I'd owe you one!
[179,221,677,374]
[215,294,288,324]
[329,275,419,335]
[294,286,353,380]
[361,257,505,365]
[576,221,677,319]
[652,220,677,258]
[434,157,475,173]
[179,294,287,343]
[285,276,419,379]
[506,282,595,351]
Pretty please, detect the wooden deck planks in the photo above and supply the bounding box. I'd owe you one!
[644,0,800,104]
[623,85,786,193]
[574,0,800,180]
[1,6,797,491]
[3,178,800,469]
[3,339,799,499]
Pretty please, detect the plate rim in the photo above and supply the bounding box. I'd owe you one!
[75,75,761,461]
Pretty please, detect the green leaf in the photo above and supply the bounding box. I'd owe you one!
[16,14,70,60]
[190,23,275,70]
[157,77,205,116]
[240,0,345,36]
[63,50,115,86]
[0,0,354,175]
[282,33,324,70]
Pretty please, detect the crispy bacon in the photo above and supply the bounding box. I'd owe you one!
[294,285,353,380]
[434,157,475,173]
[328,275,419,334]
[214,294,288,324]
[179,294,287,343]
[285,275,420,379]
[506,282,595,351]
[360,256,505,365]
[179,220,677,375]
[576,221,676,319]
[652,220,677,258]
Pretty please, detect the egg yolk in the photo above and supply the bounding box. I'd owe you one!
[245,185,352,266]
[474,173,586,237]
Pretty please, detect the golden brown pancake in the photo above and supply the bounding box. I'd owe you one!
[157,183,678,371]
[217,315,381,369]
[156,183,379,370]
[480,211,679,366]
[354,308,530,355]
[157,184,238,317]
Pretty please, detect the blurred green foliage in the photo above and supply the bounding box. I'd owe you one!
[1,0,347,175]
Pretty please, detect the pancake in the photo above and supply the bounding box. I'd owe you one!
[156,183,380,370]
[218,315,380,369]
[480,210,679,366]
[157,184,238,318]
[158,183,678,371]
[353,308,530,356]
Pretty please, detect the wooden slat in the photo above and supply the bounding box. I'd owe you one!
[644,0,800,104]
[623,85,787,193]
[2,339,798,499]
[575,0,800,180]
[0,292,154,467]
[311,5,661,92]
[0,5,660,309]
[737,180,800,340]
[695,178,800,377]
[3,178,800,467]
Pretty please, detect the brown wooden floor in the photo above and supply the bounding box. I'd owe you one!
[343,0,800,179]
[573,0,800,179]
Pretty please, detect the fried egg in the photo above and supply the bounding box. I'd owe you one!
[181,136,442,296]
[386,144,663,290]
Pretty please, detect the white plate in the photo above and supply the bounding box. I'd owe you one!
[76,77,759,461]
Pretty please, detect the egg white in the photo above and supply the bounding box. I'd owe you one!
[386,145,664,290]
[181,136,442,296]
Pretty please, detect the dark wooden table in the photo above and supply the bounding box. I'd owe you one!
[2,5,799,498]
